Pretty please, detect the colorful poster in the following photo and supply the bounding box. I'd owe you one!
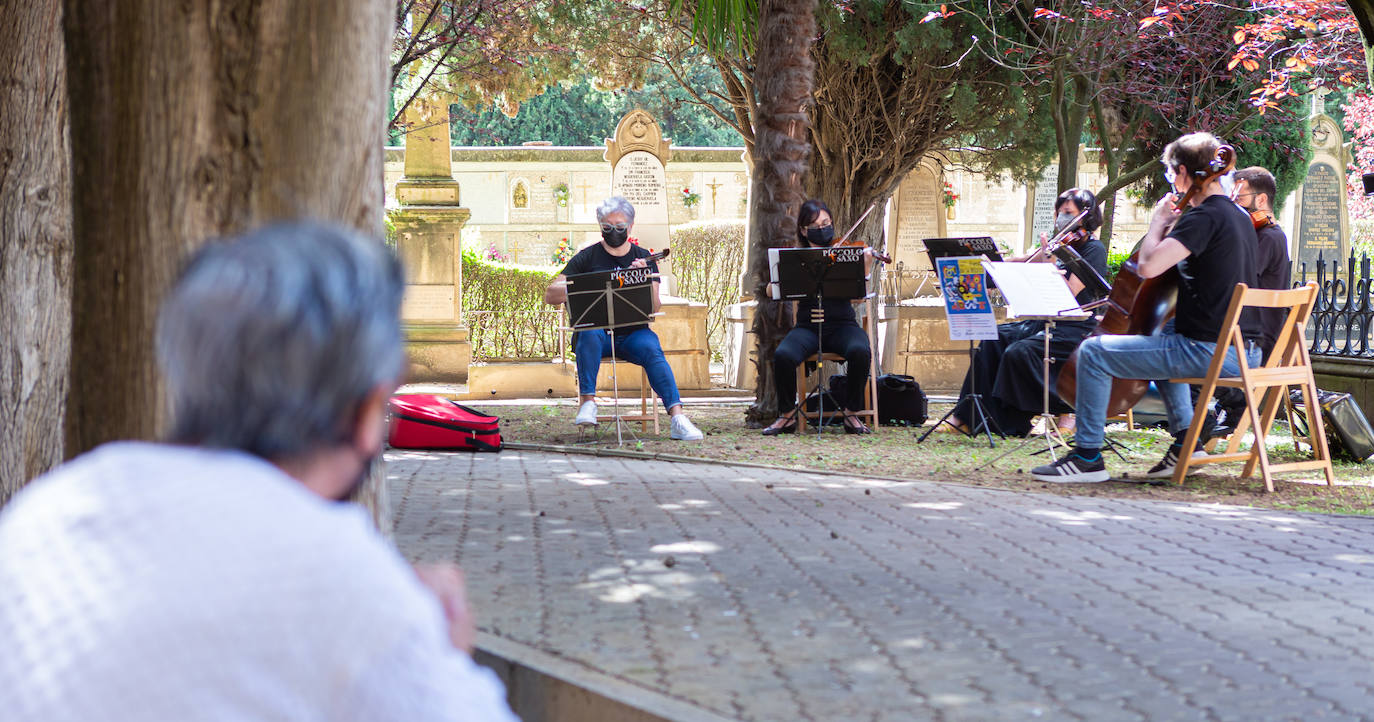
[936,256,998,341]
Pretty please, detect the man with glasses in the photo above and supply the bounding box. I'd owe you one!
[1204,166,1291,437]
[544,196,704,440]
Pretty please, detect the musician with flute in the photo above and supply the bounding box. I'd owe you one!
[544,196,704,440]
[1031,132,1262,483]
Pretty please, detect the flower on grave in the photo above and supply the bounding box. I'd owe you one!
[941,181,960,208]
[483,242,509,264]
[680,187,701,208]
[551,236,574,265]
[552,182,570,207]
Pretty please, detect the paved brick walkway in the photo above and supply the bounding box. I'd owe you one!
[387,449,1374,721]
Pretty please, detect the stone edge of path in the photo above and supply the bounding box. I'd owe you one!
[475,633,740,722]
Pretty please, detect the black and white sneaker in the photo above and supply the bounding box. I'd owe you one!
[1146,435,1208,479]
[1030,449,1109,483]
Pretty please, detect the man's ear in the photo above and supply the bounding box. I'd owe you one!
[352,383,393,457]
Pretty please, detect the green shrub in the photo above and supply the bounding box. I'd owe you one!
[460,249,562,361]
[669,220,747,362]
[1106,250,1130,282]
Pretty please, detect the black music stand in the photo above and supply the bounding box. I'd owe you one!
[770,246,867,436]
[566,266,655,446]
[916,239,1005,447]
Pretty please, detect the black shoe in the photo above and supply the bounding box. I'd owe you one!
[1146,433,1207,479]
[1030,448,1109,483]
[762,411,798,436]
[842,412,872,435]
[1210,406,1243,440]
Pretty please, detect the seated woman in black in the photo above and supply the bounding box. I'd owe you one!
[761,200,875,436]
[940,188,1110,437]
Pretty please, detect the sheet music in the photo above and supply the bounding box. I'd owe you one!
[981,261,1082,318]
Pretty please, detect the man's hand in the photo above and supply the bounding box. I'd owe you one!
[1149,194,1183,234]
[414,563,475,654]
[629,257,648,269]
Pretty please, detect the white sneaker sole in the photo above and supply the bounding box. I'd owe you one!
[1144,450,1207,478]
[1030,469,1109,484]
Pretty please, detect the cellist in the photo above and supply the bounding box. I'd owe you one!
[1031,132,1263,483]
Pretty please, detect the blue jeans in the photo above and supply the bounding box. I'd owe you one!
[573,328,681,411]
[1072,323,1261,449]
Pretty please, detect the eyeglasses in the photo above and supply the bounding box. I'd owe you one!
[599,223,629,232]
[805,222,834,231]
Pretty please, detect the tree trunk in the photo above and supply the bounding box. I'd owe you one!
[745,0,815,425]
[63,0,394,523]
[0,0,73,506]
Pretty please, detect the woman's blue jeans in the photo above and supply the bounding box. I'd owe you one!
[1072,324,1261,449]
[573,328,682,411]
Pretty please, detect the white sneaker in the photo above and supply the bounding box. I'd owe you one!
[574,400,599,427]
[669,414,704,441]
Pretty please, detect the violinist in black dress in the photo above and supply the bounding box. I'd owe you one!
[940,188,1110,437]
[761,200,877,436]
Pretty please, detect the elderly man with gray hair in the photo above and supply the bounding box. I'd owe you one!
[545,196,704,440]
[0,222,517,722]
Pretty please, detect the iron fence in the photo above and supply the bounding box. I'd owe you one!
[1300,251,1373,358]
[464,309,567,362]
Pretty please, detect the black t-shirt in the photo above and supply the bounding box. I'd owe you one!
[1167,195,1262,343]
[560,242,660,333]
[1255,222,1292,353]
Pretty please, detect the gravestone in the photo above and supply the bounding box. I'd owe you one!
[888,160,945,285]
[1026,164,1060,247]
[606,109,673,289]
[1295,114,1348,274]
[392,90,471,383]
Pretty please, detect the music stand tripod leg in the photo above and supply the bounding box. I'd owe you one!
[976,319,1068,469]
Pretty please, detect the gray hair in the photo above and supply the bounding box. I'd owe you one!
[595,196,636,225]
[156,221,405,460]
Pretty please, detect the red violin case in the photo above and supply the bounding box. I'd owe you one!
[387,394,502,451]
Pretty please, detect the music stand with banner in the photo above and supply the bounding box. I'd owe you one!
[916,252,1003,447]
[769,245,867,435]
[566,265,656,446]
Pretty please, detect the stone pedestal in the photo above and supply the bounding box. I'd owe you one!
[882,298,1007,393]
[393,204,472,383]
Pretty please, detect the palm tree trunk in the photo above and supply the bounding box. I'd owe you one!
[745,0,815,425]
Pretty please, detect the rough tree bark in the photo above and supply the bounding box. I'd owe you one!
[0,0,73,507]
[63,0,394,522]
[745,0,815,425]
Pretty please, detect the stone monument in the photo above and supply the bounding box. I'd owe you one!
[392,92,472,383]
[1026,164,1060,247]
[606,109,673,289]
[1295,112,1348,274]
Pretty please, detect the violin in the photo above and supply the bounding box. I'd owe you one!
[1025,207,1095,264]
[1056,143,1236,416]
[1249,209,1275,231]
[830,200,893,264]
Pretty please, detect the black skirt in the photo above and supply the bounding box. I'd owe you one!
[952,318,1095,436]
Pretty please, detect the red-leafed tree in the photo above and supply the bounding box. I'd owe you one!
[1343,93,1374,219]
[928,1,1305,247]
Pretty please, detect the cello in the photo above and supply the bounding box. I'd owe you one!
[1055,144,1236,417]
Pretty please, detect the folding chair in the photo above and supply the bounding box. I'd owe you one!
[1168,282,1334,491]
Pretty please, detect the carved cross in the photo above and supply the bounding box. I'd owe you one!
[509,238,522,263]
[577,179,594,212]
[706,177,723,214]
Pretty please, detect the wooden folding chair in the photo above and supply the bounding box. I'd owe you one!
[1169,282,1334,491]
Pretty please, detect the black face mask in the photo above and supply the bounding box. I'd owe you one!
[805,226,835,245]
[601,227,629,248]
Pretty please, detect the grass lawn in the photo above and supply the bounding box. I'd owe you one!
[447,398,1374,516]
